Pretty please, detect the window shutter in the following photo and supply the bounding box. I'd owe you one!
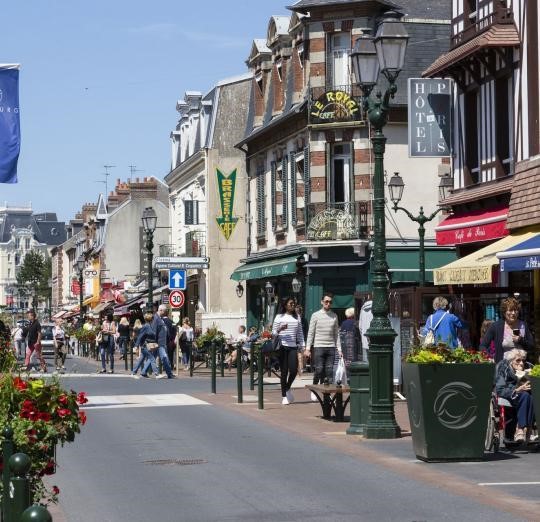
[282,154,288,228]
[303,146,310,223]
[184,200,194,225]
[291,156,297,226]
[271,161,277,230]
[257,166,266,235]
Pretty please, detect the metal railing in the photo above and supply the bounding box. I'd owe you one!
[451,7,514,48]
[186,230,206,257]
[306,201,369,241]
[158,244,176,257]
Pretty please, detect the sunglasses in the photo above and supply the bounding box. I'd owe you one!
[323,300,332,304]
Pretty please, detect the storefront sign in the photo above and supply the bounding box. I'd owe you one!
[310,90,360,124]
[307,208,356,241]
[434,266,492,285]
[408,78,451,157]
[500,255,540,272]
[436,220,509,246]
[216,168,238,240]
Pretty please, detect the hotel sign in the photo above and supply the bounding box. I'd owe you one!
[310,90,361,124]
[408,78,452,157]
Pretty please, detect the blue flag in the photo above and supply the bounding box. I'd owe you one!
[0,65,20,184]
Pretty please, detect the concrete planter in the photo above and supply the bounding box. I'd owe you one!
[403,362,495,462]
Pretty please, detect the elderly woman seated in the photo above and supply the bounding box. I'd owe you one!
[495,348,535,442]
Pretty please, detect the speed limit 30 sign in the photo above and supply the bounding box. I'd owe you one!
[169,290,185,309]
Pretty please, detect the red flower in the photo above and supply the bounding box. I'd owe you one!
[38,412,52,422]
[78,411,87,425]
[13,377,28,390]
[58,394,69,406]
[76,392,88,405]
[44,460,55,475]
[52,486,60,495]
[57,408,72,418]
[21,399,34,411]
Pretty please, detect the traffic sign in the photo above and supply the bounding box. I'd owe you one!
[169,269,187,290]
[169,290,185,309]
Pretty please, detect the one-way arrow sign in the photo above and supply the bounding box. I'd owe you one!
[169,269,186,290]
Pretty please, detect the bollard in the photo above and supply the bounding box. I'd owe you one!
[249,348,255,391]
[236,344,243,404]
[257,347,264,410]
[346,362,370,435]
[211,342,217,394]
[220,343,225,378]
[2,426,14,521]
[21,504,53,522]
[8,453,32,522]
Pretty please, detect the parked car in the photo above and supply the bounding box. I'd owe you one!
[40,323,56,356]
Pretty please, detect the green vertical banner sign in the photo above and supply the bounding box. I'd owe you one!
[216,168,238,240]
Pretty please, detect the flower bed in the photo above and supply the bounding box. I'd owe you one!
[0,374,87,504]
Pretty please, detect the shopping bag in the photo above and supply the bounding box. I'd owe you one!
[334,357,347,385]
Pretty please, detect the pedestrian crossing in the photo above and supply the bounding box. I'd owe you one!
[82,394,210,410]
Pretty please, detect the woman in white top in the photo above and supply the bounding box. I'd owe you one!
[53,319,67,371]
[180,317,194,371]
[272,296,305,405]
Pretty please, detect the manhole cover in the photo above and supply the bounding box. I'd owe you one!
[143,458,207,466]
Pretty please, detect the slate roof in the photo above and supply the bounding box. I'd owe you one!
[0,209,66,245]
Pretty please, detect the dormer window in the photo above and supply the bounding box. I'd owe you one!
[276,58,283,82]
[255,71,264,94]
[297,42,305,69]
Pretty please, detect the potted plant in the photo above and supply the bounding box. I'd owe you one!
[0,373,87,504]
[528,365,540,423]
[194,325,226,350]
[403,344,494,462]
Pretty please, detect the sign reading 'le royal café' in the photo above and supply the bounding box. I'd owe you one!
[408,78,452,157]
[310,90,361,124]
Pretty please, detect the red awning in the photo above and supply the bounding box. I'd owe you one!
[435,206,509,246]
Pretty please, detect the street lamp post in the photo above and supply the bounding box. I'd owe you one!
[76,255,85,326]
[388,172,453,286]
[141,207,158,312]
[350,11,409,439]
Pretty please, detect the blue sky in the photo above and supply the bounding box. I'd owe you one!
[0,0,289,221]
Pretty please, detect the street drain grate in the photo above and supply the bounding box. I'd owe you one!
[143,458,207,466]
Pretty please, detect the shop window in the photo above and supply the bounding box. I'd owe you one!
[328,142,353,203]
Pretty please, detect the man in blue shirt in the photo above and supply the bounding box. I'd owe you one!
[143,304,175,379]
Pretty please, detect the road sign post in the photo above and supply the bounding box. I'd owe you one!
[169,290,185,309]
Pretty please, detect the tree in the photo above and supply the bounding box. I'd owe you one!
[16,251,52,309]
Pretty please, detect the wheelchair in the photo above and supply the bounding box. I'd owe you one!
[485,390,539,452]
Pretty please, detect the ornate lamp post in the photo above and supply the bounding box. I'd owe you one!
[388,172,453,286]
[350,11,409,439]
[76,255,85,326]
[141,207,158,311]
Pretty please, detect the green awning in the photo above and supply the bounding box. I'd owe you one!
[231,255,299,281]
[386,249,457,283]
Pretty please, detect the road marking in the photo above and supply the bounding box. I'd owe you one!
[478,482,540,486]
[82,394,210,409]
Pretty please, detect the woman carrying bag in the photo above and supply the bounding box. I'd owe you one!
[272,297,305,405]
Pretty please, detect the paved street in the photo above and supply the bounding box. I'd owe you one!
[36,355,540,521]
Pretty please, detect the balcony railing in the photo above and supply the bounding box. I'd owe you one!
[159,244,176,257]
[306,202,369,241]
[451,7,514,48]
[186,230,206,257]
[309,84,364,125]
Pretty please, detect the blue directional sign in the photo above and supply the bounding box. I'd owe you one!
[169,269,186,290]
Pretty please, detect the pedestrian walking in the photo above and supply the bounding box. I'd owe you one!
[23,310,46,372]
[179,317,194,371]
[98,312,117,374]
[132,313,160,378]
[305,293,342,399]
[420,296,463,350]
[11,323,26,359]
[340,307,361,374]
[53,319,67,371]
[295,305,308,375]
[272,297,305,405]
[162,309,178,369]
[142,304,174,379]
[117,317,130,360]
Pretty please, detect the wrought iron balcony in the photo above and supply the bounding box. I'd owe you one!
[185,230,206,257]
[451,6,514,48]
[306,202,369,241]
[158,244,176,257]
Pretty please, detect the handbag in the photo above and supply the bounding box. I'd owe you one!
[334,357,347,385]
[272,335,282,352]
[422,311,448,346]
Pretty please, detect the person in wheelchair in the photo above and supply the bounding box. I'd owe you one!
[495,348,535,442]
